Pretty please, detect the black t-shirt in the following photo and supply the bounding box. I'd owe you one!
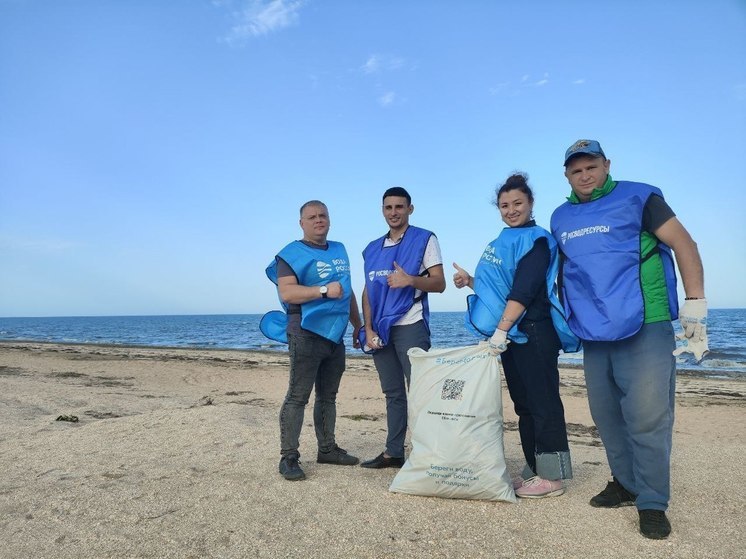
[508,235,552,323]
[643,194,676,232]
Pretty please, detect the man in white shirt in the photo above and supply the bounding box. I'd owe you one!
[359,187,446,469]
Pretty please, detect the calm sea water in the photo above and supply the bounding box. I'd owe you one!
[1,310,744,376]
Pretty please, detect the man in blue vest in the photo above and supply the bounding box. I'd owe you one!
[359,187,446,469]
[551,140,708,539]
[262,200,363,481]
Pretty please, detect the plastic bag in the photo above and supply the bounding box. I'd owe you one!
[389,343,515,502]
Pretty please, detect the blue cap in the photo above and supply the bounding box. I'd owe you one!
[564,139,605,165]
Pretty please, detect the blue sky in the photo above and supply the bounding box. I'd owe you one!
[1,0,745,317]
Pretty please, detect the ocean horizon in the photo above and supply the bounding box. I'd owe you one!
[1,310,744,377]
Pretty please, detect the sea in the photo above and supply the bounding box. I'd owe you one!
[1,310,744,378]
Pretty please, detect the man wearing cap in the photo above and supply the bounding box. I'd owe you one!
[550,140,708,539]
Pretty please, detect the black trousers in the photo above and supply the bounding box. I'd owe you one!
[500,318,570,474]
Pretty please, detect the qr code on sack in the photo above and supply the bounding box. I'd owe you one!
[441,378,465,401]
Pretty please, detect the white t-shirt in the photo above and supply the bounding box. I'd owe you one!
[381,234,443,326]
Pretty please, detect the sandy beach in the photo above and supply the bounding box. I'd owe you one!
[0,341,743,559]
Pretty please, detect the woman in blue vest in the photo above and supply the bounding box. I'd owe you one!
[453,173,580,498]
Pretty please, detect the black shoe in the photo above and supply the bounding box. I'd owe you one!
[639,509,671,539]
[279,456,306,481]
[360,452,404,469]
[590,478,636,508]
[317,445,360,465]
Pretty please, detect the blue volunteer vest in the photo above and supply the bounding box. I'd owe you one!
[359,226,434,348]
[260,240,352,344]
[466,225,580,353]
[550,181,678,341]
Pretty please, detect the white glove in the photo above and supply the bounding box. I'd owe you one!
[488,329,509,356]
[678,298,707,341]
[365,336,384,351]
[673,298,709,362]
[672,332,709,362]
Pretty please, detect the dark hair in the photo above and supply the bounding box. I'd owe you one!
[382,186,411,206]
[299,199,327,217]
[494,173,534,207]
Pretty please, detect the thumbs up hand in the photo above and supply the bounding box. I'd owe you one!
[452,262,472,289]
[387,261,412,289]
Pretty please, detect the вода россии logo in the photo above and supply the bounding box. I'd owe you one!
[317,261,332,279]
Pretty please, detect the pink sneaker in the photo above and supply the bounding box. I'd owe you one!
[515,476,565,498]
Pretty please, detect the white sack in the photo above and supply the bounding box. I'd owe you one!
[389,343,515,503]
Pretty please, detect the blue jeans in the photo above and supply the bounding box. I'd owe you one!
[583,321,676,511]
[372,320,431,458]
[280,333,345,459]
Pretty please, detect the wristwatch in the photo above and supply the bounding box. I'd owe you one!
[319,285,328,299]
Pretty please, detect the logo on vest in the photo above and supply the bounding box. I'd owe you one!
[316,261,332,279]
[368,269,393,282]
[332,258,350,273]
[480,245,502,266]
[560,225,611,244]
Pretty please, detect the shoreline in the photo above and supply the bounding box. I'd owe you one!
[1,338,742,380]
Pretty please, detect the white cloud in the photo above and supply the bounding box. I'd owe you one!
[490,72,551,95]
[361,54,406,74]
[535,72,549,86]
[222,0,304,42]
[361,55,407,106]
[573,78,586,85]
[362,55,381,74]
[488,82,509,95]
[378,91,395,107]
